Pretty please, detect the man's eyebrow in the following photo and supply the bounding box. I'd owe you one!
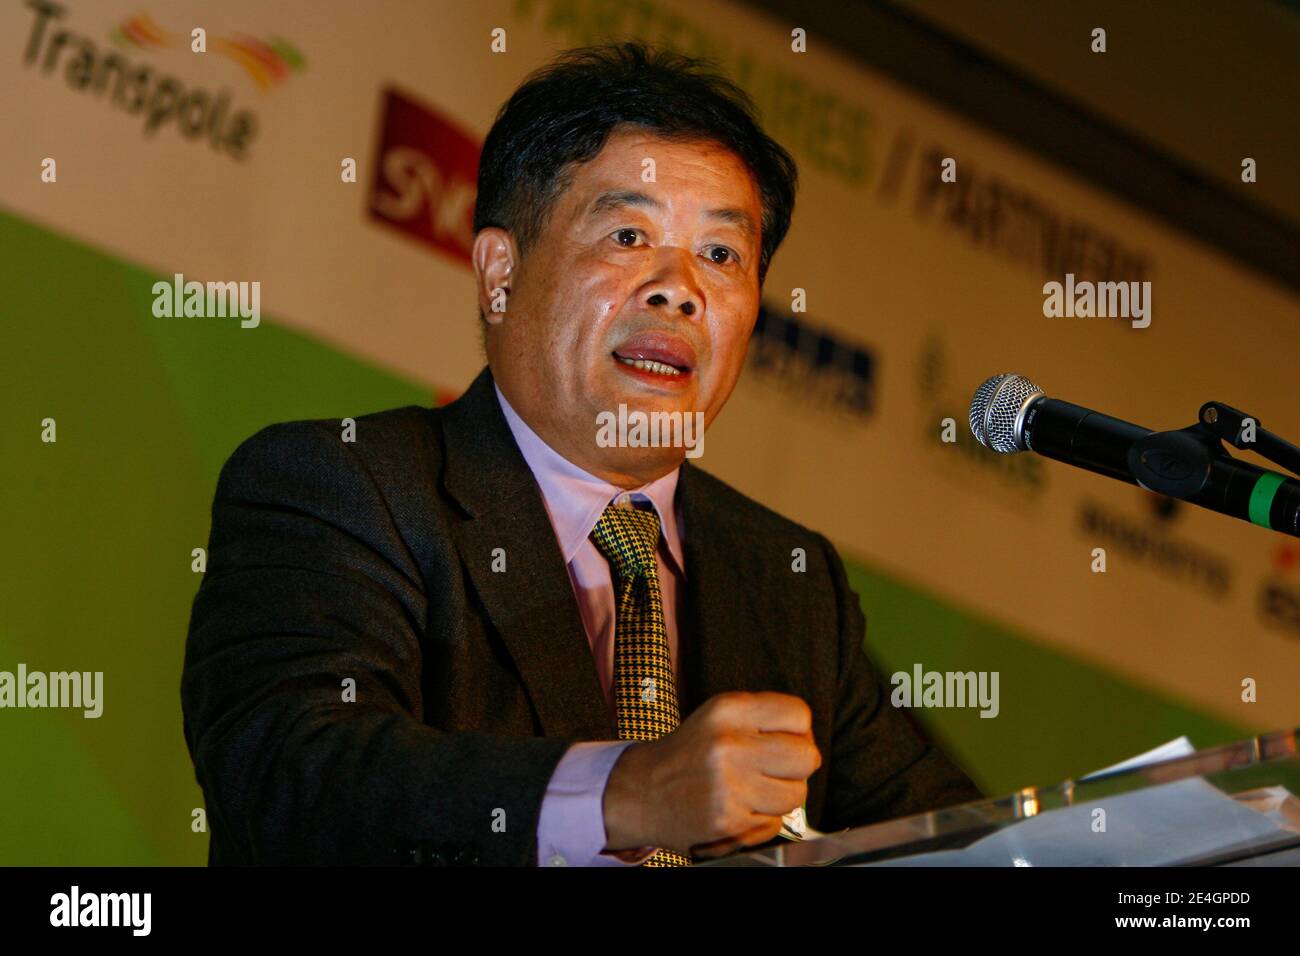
[587,190,662,217]
[706,206,758,240]
[587,190,758,241]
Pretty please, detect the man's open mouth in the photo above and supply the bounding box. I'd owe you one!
[612,352,688,377]
[609,332,697,381]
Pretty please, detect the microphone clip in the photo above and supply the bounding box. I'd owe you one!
[1127,401,1300,499]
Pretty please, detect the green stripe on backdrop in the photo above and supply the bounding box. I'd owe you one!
[0,631,159,865]
[0,209,429,864]
[0,208,1255,863]
[844,561,1255,796]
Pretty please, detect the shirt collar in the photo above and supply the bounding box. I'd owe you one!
[494,383,684,573]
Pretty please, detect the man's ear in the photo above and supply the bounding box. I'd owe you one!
[472,228,516,326]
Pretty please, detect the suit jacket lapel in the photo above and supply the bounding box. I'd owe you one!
[677,461,756,717]
[676,462,830,820]
[441,367,616,741]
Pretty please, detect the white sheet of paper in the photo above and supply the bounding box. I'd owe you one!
[778,806,826,841]
[1080,736,1195,781]
[863,776,1290,866]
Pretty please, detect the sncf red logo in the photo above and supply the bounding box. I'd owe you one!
[1272,544,1300,576]
[368,86,479,266]
[1261,543,1300,636]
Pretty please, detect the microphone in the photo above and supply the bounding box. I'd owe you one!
[969,373,1300,538]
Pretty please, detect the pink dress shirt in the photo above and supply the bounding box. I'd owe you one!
[493,385,687,867]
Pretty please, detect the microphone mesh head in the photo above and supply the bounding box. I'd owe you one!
[969,373,1043,453]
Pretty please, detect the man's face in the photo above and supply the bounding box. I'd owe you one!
[480,127,764,486]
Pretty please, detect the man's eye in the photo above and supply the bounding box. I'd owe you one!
[706,246,738,266]
[612,229,643,247]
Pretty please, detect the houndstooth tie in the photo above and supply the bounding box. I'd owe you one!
[589,501,692,867]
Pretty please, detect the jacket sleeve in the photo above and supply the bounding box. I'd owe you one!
[181,419,576,865]
[814,533,984,832]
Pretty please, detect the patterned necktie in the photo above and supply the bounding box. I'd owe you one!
[589,501,692,867]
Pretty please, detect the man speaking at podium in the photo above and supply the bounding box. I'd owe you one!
[181,42,980,867]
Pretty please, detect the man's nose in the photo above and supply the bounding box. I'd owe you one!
[644,252,701,317]
[646,291,696,316]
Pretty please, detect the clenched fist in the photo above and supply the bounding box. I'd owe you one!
[601,691,822,860]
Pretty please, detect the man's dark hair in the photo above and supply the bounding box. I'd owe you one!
[473,41,798,292]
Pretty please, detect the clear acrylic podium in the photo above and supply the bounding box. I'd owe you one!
[706,729,1300,866]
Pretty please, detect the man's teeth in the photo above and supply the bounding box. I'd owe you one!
[615,355,683,377]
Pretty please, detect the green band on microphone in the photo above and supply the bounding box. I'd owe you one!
[1248,472,1286,528]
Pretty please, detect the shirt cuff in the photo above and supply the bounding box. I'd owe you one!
[536,740,658,866]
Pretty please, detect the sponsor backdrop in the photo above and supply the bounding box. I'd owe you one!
[2,0,1296,864]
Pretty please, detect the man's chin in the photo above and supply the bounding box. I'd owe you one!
[590,442,690,483]
[595,378,702,416]
[582,392,705,473]
[589,386,705,430]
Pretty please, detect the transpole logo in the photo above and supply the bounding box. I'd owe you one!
[19,0,306,160]
[111,12,306,91]
[368,85,480,267]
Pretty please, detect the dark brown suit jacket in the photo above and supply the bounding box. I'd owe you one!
[181,365,980,865]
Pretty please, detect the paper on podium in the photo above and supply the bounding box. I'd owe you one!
[778,805,826,842]
[862,738,1293,866]
[864,777,1289,865]
[1080,736,1195,780]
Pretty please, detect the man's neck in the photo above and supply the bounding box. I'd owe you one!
[539,440,682,491]
[492,380,683,490]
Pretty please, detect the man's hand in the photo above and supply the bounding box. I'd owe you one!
[601,691,822,860]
